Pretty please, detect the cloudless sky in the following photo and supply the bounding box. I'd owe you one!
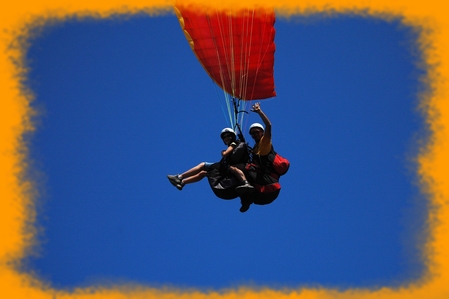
[23,11,428,291]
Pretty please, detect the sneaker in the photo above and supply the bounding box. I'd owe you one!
[167,175,184,190]
[235,183,255,195]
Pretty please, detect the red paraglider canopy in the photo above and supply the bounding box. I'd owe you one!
[175,5,276,101]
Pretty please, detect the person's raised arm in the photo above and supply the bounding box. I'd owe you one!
[251,102,271,140]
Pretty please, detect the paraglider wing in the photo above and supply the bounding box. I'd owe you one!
[175,5,276,100]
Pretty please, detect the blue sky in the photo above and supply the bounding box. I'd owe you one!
[23,12,427,291]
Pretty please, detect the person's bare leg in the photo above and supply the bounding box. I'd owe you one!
[182,170,207,184]
[229,166,246,183]
[168,162,207,190]
[230,166,254,196]
[179,162,206,179]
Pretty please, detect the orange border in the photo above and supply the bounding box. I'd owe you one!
[1,0,447,298]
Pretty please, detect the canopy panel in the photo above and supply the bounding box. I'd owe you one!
[175,5,276,100]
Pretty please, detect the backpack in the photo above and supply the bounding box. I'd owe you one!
[270,150,290,176]
[256,146,289,177]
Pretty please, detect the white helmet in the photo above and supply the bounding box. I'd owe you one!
[220,128,236,139]
[249,123,264,133]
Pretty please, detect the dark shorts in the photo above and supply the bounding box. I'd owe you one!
[203,162,213,170]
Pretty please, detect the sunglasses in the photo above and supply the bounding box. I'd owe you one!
[222,134,233,139]
[250,130,263,136]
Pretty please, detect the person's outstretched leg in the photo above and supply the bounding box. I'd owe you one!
[167,162,208,190]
